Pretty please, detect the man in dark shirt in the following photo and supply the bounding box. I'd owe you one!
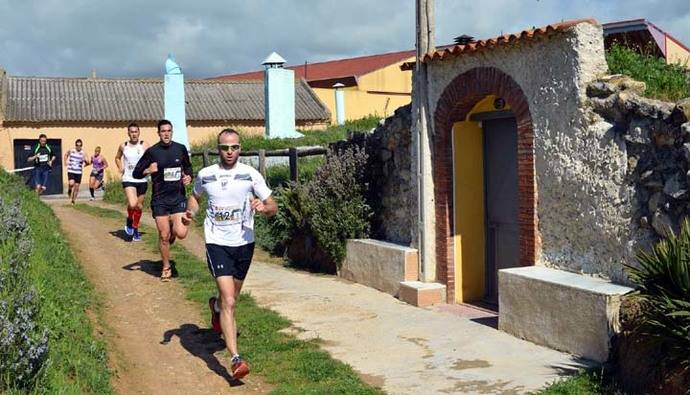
[133,119,193,281]
[27,133,56,195]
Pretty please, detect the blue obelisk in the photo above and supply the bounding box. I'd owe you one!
[164,54,189,149]
[263,52,302,139]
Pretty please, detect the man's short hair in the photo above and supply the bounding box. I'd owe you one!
[127,122,139,130]
[157,119,172,131]
[75,139,83,145]
[217,128,240,144]
[38,133,47,139]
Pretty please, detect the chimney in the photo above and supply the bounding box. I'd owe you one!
[263,52,302,139]
[333,83,345,125]
[0,68,7,126]
[164,54,189,149]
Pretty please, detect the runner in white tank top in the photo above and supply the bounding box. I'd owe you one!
[115,123,150,241]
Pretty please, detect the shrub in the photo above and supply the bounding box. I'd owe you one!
[607,43,690,102]
[626,219,690,369]
[0,197,48,391]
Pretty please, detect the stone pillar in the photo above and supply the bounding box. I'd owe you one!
[164,55,189,149]
[263,52,303,139]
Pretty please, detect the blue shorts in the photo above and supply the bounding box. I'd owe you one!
[205,243,255,280]
[32,167,50,188]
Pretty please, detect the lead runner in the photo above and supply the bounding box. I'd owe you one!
[184,128,277,380]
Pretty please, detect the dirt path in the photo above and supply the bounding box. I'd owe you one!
[49,202,272,395]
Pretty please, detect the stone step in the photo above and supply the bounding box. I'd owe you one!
[399,281,446,307]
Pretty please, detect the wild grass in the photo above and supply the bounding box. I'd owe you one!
[73,203,383,394]
[0,171,111,394]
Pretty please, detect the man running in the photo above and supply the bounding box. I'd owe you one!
[132,119,192,281]
[27,133,55,195]
[88,146,108,200]
[184,128,277,380]
[115,123,149,241]
[64,139,89,204]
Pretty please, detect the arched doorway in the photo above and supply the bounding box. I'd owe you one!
[432,67,539,304]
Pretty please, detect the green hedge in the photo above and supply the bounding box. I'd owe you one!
[0,170,111,394]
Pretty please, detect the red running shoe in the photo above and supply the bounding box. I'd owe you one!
[231,358,250,380]
[208,297,221,333]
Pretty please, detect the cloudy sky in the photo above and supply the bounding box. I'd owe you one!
[1,0,689,79]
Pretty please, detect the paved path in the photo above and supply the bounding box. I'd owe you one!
[95,201,590,394]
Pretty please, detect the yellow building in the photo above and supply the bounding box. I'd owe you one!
[216,50,416,123]
[603,19,690,68]
[0,71,330,194]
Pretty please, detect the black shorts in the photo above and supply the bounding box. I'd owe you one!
[205,243,255,280]
[151,199,187,218]
[67,172,82,183]
[122,182,148,196]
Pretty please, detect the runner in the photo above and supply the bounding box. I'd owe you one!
[132,119,192,281]
[27,133,55,195]
[89,146,109,200]
[115,123,149,241]
[184,128,277,380]
[64,139,90,204]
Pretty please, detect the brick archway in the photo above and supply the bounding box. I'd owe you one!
[432,66,538,303]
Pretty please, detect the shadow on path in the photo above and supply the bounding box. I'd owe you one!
[123,260,177,278]
[161,323,243,387]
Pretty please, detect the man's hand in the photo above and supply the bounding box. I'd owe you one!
[181,209,194,226]
[182,174,192,186]
[251,198,266,213]
[147,162,158,175]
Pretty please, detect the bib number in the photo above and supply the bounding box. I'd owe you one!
[38,154,49,163]
[212,205,242,225]
[127,163,135,171]
[164,167,181,181]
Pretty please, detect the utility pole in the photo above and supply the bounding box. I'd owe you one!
[413,0,436,282]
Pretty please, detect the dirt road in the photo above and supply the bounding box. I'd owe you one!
[50,203,272,394]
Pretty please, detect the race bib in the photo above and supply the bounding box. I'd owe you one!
[38,154,49,163]
[211,205,242,225]
[127,163,135,171]
[163,167,181,181]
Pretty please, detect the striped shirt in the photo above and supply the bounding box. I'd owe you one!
[67,149,86,174]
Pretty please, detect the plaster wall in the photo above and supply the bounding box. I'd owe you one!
[426,22,633,282]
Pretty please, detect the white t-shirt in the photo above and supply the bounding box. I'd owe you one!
[193,163,272,247]
[122,141,147,183]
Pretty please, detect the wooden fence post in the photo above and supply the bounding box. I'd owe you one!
[258,149,266,179]
[288,147,298,182]
[202,148,210,167]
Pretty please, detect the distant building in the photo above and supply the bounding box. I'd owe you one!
[0,71,330,194]
[216,50,416,123]
[603,19,690,68]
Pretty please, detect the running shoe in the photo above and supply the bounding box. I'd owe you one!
[231,357,250,380]
[132,229,141,242]
[208,297,222,333]
[125,218,134,236]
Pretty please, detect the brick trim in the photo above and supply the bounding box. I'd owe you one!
[432,66,538,303]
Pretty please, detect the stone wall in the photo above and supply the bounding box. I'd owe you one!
[588,76,690,262]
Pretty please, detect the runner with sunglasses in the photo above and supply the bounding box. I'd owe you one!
[184,128,277,380]
[132,119,193,281]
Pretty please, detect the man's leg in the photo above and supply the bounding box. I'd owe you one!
[154,215,173,278]
[170,212,189,240]
[71,182,80,203]
[216,276,245,358]
[68,179,75,197]
[124,187,138,234]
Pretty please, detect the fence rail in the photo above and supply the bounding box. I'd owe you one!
[190,147,328,182]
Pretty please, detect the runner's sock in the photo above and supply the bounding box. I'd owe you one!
[127,207,134,220]
[89,188,95,198]
[132,208,142,229]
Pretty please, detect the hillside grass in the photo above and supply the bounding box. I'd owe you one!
[0,171,112,394]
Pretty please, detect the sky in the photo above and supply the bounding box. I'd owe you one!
[0,0,689,79]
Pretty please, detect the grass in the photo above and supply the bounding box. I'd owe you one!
[0,172,112,394]
[536,370,621,395]
[73,203,383,394]
[606,43,690,102]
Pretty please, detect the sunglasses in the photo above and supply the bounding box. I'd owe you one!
[218,144,241,152]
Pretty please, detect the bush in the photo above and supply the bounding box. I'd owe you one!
[607,43,690,102]
[256,146,372,272]
[0,197,48,391]
[626,219,690,371]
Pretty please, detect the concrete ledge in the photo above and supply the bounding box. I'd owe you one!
[499,266,633,362]
[340,239,418,296]
[399,281,446,307]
